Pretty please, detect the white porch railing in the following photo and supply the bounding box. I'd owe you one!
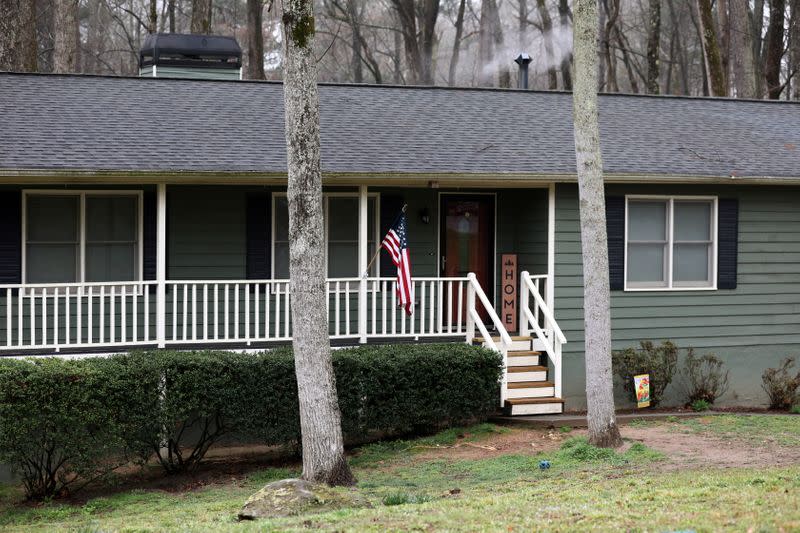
[0,275,511,353]
[519,271,567,398]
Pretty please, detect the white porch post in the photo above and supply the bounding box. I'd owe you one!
[156,183,167,348]
[547,183,556,312]
[358,185,368,343]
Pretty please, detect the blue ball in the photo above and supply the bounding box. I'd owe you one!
[539,460,551,470]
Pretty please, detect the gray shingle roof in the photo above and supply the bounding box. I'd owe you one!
[1,72,798,179]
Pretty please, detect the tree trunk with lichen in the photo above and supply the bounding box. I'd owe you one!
[54,0,79,73]
[572,0,622,449]
[729,0,757,98]
[696,0,727,96]
[645,0,661,94]
[280,0,356,487]
[247,0,266,79]
[0,0,38,72]
[191,0,213,34]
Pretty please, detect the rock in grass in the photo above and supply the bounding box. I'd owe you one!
[238,478,370,520]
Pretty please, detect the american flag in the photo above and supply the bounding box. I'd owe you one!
[381,212,414,315]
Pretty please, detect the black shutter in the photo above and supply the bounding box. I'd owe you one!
[380,193,405,276]
[606,196,625,290]
[246,192,270,279]
[717,198,739,289]
[0,191,21,285]
[142,190,157,281]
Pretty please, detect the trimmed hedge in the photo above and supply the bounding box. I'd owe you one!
[0,343,501,499]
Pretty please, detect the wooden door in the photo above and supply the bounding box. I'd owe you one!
[440,195,495,322]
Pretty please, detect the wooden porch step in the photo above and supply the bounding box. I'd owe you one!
[505,397,563,405]
[507,381,553,389]
[507,365,547,373]
[509,350,540,356]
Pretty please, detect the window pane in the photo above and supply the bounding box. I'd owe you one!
[674,243,711,283]
[86,244,136,282]
[27,196,78,242]
[26,244,78,283]
[627,243,666,284]
[674,201,711,241]
[86,196,137,241]
[274,242,289,278]
[328,242,358,277]
[275,196,289,242]
[628,201,667,241]
[328,198,358,241]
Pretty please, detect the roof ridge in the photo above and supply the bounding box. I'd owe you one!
[1,70,798,105]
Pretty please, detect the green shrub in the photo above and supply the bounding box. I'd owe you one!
[0,356,160,500]
[612,341,678,407]
[761,358,800,410]
[682,349,729,405]
[690,399,711,412]
[0,344,501,497]
[790,405,800,415]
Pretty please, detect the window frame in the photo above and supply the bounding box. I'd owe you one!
[271,191,381,280]
[623,195,718,292]
[21,190,144,287]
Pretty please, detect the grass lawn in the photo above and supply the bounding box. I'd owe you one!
[1,417,799,532]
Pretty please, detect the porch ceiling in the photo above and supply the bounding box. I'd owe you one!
[1,72,799,182]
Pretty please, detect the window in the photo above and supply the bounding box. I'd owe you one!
[625,196,717,290]
[23,192,142,284]
[272,193,379,279]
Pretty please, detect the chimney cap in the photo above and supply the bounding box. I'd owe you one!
[514,53,532,66]
[139,33,242,69]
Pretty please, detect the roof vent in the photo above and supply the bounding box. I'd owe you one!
[514,53,532,90]
[139,33,242,80]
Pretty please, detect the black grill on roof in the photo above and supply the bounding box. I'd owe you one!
[139,33,242,70]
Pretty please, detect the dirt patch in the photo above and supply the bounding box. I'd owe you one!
[410,428,575,461]
[620,424,799,469]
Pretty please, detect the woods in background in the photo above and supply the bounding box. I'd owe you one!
[1,0,798,98]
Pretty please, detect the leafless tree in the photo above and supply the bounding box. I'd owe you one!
[54,0,79,73]
[247,0,266,79]
[191,0,213,33]
[0,0,38,72]
[572,0,622,448]
[280,0,356,486]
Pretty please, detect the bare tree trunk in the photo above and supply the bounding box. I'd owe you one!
[448,0,466,86]
[536,0,559,89]
[348,0,363,83]
[280,0,355,487]
[53,0,78,73]
[601,0,619,92]
[149,0,158,33]
[753,0,766,96]
[718,0,730,87]
[730,0,757,97]
[646,0,661,93]
[391,0,424,83]
[191,0,213,34]
[0,0,38,72]
[393,26,403,83]
[559,0,573,90]
[572,0,622,449]
[667,0,690,94]
[791,0,800,99]
[247,0,266,79]
[169,0,176,33]
[418,0,440,84]
[478,0,495,85]
[764,0,786,99]
[696,0,727,96]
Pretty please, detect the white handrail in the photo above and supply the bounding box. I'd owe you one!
[520,271,566,398]
[467,273,513,347]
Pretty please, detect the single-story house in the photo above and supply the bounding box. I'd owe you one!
[1,45,799,415]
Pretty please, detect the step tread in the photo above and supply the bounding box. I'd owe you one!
[508,351,541,356]
[473,335,532,343]
[507,365,547,373]
[507,381,554,389]
[506,397,564,405]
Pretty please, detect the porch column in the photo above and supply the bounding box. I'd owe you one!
[547,183,556,312]
[358,185,368,343]
[156,183,167,348]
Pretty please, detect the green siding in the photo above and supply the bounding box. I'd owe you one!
[554,183,800,409]
[139,65,241,80]
[168,187,248,279]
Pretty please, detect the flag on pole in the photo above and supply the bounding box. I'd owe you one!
[381,210,414,315]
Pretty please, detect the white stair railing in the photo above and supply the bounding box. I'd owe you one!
[465,273,513,407]
[519,271,567,398]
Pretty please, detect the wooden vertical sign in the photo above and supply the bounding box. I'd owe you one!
[501,254,518,333]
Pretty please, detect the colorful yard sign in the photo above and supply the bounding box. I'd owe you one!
[501,254,517,333]
[634,374,651,408]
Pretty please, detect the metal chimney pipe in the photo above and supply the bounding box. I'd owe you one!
[514,53,532,89]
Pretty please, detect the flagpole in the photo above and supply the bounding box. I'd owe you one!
[362,203,408,278]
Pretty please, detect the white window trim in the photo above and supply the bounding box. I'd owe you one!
[21,190,145,287]
[271,192,381,280]
[623,195,718,292]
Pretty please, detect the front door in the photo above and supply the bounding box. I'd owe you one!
[440,195,495,321]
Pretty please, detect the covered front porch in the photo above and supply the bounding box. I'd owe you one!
[0,182,566,413]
